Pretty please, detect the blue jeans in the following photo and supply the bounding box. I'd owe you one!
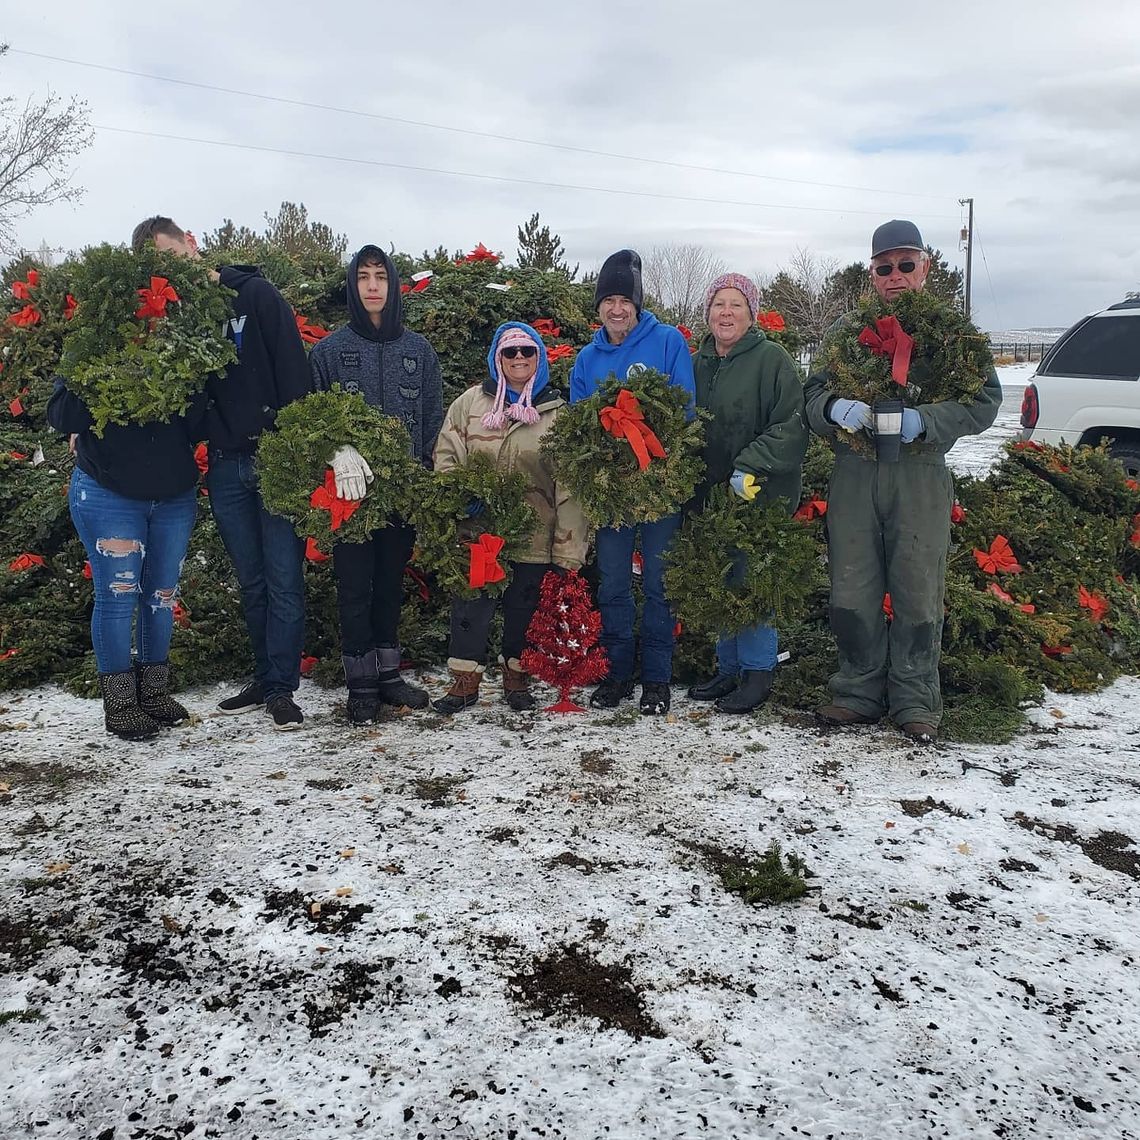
[69,469,197,674]
[207,454,305,697]
[595,513,681,684]
[714,548,778,674]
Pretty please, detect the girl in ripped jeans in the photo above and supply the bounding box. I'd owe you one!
[48,378,205,740]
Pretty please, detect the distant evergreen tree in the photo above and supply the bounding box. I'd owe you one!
[516,212,577,278]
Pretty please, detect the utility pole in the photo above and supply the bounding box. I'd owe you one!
[958,197,974,318]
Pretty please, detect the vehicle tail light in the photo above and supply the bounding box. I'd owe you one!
[1020,384,1039,430]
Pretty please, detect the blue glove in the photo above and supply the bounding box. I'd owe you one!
[828,398,872,432]
[729,470,761,501]
[900,408,925,444]
[465,498,486,518]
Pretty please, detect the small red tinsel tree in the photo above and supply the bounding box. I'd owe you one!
[521,569,608,713]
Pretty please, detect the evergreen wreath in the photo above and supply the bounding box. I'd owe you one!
[665,485,822,638]
[539,366,705,527]
[820,288,993,409]
[405,452,537,599]
[59,244,237,436]
[256,388,419,551]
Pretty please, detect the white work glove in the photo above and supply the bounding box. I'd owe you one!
[330,444,373,500]
[828,398,872,433]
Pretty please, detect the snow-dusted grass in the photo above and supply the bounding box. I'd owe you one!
[3,365,1137,1140]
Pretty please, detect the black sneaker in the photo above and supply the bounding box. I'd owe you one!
[589,677,635,709]
[639,682,671,716]
[217,681,265,716]
[265,694,304,731]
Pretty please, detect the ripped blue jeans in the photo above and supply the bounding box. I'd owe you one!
[69,469,198,674]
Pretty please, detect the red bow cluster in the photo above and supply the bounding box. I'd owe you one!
[64,294,78,320]
[677,324,693,342]
[1078,585,1109,623]
[758,310,786,333]
[400,276,431,296]
[172,601,191,629]
[194,443,209,477]
[294,312,330,345]
[973,535,1022,575]
[532,318,561,338]
[793,499,827,522]
[0,648,19,661]
[547,344,574,362]
[463,243,500,264]
[858,315,913,386]
[599,390,667,471]
[9,396,25,417]
[468,533,506,588]
[950,501,967,525]
[9,553,45,572]
[310,468,361,531]
[11,270,38,299]
[83,560,93,579]
[987,582,1035,613]
[299,653,319,677]
[135,276,179,322]
[7,305,41,328]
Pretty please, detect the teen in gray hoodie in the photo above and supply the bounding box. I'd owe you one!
[309,245,444,722]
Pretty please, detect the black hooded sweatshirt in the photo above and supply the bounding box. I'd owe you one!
[206,266,312,453]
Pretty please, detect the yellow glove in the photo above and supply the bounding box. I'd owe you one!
[730,470,760,501]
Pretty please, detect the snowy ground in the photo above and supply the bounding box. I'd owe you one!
[5,363,1138,1140]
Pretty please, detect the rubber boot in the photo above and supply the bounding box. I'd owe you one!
[502,658,535,712]
[715,669,774,714]
[433,668,482,715]
[99,670,162,740]
[687,674,738,701]
[343,650,381,726]
[375,645,429,710]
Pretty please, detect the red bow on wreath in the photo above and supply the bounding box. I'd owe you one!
[135,277,179,321]
[11,270,38,300]
[599,389,667,471]
[858,316,913,386]
[309,468,361,531]
[973,534,1022,575]
[468,533,506,588]
[7,304,41,328]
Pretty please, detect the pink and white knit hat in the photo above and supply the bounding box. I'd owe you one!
[704,272,759,321]
[483,326,541,430]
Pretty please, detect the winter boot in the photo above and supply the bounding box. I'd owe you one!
[375,645,429,710]
[135,662,190,726]
[99,670,162,740]
[432,666,483,715]
[589,677,635,709]
[714,669,773,714]
[343,650,381,726]
[501,658,535,712]
[687,673,738,701]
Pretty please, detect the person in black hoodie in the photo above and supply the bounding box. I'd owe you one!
[308,245,443,723]
[48,381,205,740]
[131,217,313,730]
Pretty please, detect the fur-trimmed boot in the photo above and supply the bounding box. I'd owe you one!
[343,650,381,726]
[375,645,429,710]
[501,658,535,712]
[100,670,162,740]
[432,665,483,715]
[135,661,190,726]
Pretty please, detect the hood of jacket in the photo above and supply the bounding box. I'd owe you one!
[346,244,404,343]
[483,321,551,406]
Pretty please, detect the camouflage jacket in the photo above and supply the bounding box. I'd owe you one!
[433,382,589,570]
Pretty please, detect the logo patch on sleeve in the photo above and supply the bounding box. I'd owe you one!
[339,350,362,369]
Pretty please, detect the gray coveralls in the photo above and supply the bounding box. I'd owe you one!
[803,367,1002,725]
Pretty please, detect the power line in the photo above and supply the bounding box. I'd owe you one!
[13,46,954,202]
[93,123,961,219]
[973,224,1002,330]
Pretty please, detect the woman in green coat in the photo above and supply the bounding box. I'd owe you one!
[688,273,808,712]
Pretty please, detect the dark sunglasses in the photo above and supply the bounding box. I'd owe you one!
[501,345,538,359]
[874,260,918,277]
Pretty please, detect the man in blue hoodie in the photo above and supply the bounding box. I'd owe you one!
[569,249,696,715]
[309,245,444,724]
[131,216,313,731]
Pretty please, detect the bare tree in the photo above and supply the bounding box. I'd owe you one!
[643,243,727,328]
[0,44,93,254]
[760,246,846,345]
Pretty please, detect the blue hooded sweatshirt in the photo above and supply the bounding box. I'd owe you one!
[568,310,696,407]
[485,321,551,404]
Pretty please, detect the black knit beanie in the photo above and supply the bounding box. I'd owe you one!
[594,249,643,312]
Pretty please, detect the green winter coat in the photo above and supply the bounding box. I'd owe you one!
[694,328,808,509]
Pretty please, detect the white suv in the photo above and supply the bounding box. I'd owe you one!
[1019,296,1140,477]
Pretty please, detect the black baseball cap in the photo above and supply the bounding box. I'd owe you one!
[871,219,925,258]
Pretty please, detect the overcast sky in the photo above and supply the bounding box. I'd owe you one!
[4,1,1139,331]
